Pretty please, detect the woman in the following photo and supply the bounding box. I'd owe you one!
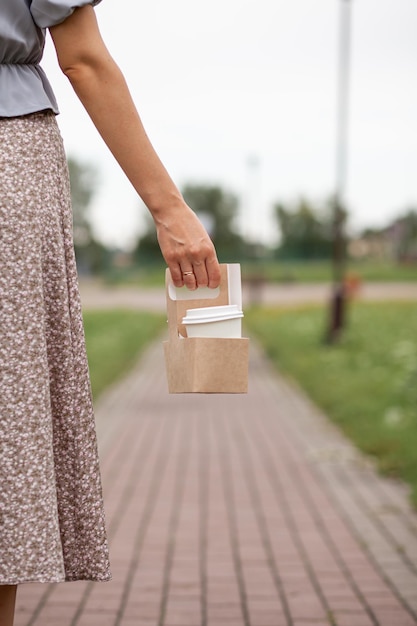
[0,1,220,623]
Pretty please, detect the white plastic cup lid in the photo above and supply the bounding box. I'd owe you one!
[182,304,243,325]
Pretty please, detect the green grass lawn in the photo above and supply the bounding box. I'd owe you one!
[245,301,417,506]
[242,260,417,283]
[83,310,166,399]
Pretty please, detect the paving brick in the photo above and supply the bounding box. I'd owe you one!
[121,600,160,620]
[373,611,417,626]
[31,605,76,626]
[117,621,155,626]
[292,622,332,626]
[75,613,119,626]
[248,613,287,626]
[206,604,245,620]
[332,613,375,626]
[326,595,365,613]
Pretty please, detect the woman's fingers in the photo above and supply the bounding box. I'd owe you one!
[169,256,219,291]
[190,260,208,288]
[167,263,199,290]
[181,268,198,290]
[206,255,221,288]
[178,255,220,291]
[169,263,206,291]
[169,263,185,288]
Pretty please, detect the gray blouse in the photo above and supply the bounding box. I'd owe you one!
[0,0,102,117]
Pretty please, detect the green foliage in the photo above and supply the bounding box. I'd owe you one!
[132,213,162,264]
[83,310,165,399]
[68,156,108,275]
[182,184,243,259]
[245,302,417,506]
[274,196,347,261]
[68,157,97,225]
[102,261,165,286]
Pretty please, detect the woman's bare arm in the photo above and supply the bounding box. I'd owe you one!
[49,5,220,289]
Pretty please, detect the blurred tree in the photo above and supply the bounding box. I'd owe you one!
[182,184,244,260]
[132,212,160,264]
[133,183,244,264]
[67,156,108,274]
[274,197,346,260]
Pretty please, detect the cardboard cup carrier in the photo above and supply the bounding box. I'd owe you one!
[163,263,249,393]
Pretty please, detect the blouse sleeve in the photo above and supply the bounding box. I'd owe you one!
[30,0,102,29]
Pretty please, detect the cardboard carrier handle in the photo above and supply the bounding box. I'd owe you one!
[165,264,231,339]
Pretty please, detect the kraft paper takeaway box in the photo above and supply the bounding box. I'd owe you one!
[163,264,249,393]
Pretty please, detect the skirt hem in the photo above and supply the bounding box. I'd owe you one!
[0,574,112,585]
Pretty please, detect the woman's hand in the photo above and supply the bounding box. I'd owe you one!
[155,204,221,290]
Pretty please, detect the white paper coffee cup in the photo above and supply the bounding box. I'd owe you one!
[182,304,244,338]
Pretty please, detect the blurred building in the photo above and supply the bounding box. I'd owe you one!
[349,211,417,262]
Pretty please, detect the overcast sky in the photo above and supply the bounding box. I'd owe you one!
[42,0,417,249]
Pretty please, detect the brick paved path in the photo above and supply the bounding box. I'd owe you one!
[14,340,417,626]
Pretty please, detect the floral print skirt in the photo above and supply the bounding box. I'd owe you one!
[0,111,111,584]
